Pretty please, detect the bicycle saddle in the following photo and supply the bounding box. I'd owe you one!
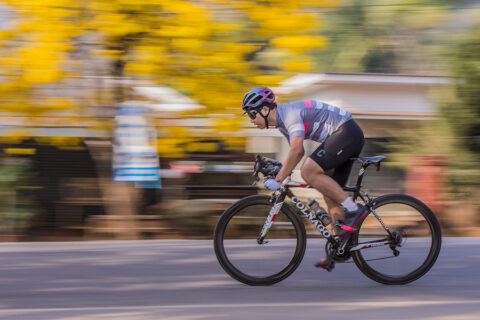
[354,155,386,166]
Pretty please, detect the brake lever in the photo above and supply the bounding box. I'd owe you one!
[251,154,283,184]
[252,174,260,185]
[252,154,262,184]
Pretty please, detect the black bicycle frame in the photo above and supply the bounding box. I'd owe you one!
[256,156,396,255]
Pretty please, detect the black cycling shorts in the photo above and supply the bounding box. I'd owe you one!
[309,119,364,186]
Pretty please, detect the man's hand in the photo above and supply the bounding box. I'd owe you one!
[264,178,282,191]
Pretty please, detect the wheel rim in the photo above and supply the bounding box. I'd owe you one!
[354,200,437,281]
[220,202,302,281]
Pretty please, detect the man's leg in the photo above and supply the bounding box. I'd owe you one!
[301,157,368,270]
[323,195,344,223]
[301,120,366,269]
[301,158,348,205]
[302,158,362,227]
[302,158,366,235]
[301,159,347,271]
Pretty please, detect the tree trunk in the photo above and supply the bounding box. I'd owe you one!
[85,139,139,240]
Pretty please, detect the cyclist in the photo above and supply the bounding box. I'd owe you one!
[242,86,367,270]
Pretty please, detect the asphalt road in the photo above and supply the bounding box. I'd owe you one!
[0,238,479,320]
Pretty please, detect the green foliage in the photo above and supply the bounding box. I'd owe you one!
[388,22,480,203]
[314,0,454,73]
[0,158,36,234]
[442,26,480,155]
[438,24,480,199]
[385,117,453,171]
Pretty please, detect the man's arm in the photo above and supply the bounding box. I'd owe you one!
[275,136,304,182]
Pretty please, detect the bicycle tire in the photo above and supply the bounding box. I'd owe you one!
[352,194,442,285]
[214,195,306,286]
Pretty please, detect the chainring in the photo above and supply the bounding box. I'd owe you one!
[325,239,352,262]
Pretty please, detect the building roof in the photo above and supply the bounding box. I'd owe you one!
[276,72,451,94]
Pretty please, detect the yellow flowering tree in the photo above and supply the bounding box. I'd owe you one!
[0,0,336,238]
[85,0,337,156]
[0,1,81,114]
[0,0,336,155]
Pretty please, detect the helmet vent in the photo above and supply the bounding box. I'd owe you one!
[251,95,262,105]
[243,93,255,106]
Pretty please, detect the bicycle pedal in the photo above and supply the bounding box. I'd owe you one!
[315,259,335,272]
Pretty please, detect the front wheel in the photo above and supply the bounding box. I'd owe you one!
[214,195,306,286]
[352,194,442,285]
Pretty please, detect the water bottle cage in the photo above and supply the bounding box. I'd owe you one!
[308,198,332,226]
[317,212,332,226]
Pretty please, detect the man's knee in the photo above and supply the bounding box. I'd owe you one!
[301,158,324,183]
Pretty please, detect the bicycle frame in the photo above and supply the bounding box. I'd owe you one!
[257,160,395,254]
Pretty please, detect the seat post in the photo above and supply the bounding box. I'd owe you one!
[348,155,386,202]
[351,165,367,201]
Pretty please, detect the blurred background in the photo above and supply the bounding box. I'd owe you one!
[0,0,479,241]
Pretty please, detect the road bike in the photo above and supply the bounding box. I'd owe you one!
[213,155,442,285]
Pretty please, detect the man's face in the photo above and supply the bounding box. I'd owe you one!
[249,108,267,129]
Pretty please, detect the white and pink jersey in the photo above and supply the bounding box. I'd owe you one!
[276,100,352,143]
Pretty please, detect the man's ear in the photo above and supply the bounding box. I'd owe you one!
[262,106,270,114]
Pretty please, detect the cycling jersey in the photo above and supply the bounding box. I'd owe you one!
[276,100,352,143]
[275,99,362,186]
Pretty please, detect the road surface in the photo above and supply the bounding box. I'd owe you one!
[0,238,479,319]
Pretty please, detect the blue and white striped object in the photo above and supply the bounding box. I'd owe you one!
[113,106,161,184]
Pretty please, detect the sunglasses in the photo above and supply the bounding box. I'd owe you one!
[246,110,259,120]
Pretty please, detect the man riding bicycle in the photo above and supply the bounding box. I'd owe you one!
[242,86,368,270]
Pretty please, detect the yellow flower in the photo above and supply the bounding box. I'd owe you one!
[272,35,328,52]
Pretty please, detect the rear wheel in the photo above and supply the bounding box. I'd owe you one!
[214,195,306,286]
[352,194,441,284]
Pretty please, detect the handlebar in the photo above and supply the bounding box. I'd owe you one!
[252,154,283,184]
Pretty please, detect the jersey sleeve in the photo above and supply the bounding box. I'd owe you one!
[280,105,305,138]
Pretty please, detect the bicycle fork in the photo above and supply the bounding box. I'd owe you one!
[257,201,283,244]
[258,191,289,244]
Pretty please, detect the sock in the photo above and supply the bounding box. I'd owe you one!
[341,197,359,213]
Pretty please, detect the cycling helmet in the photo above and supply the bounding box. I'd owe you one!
[242,87,276,129]
[242,87,276,111]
